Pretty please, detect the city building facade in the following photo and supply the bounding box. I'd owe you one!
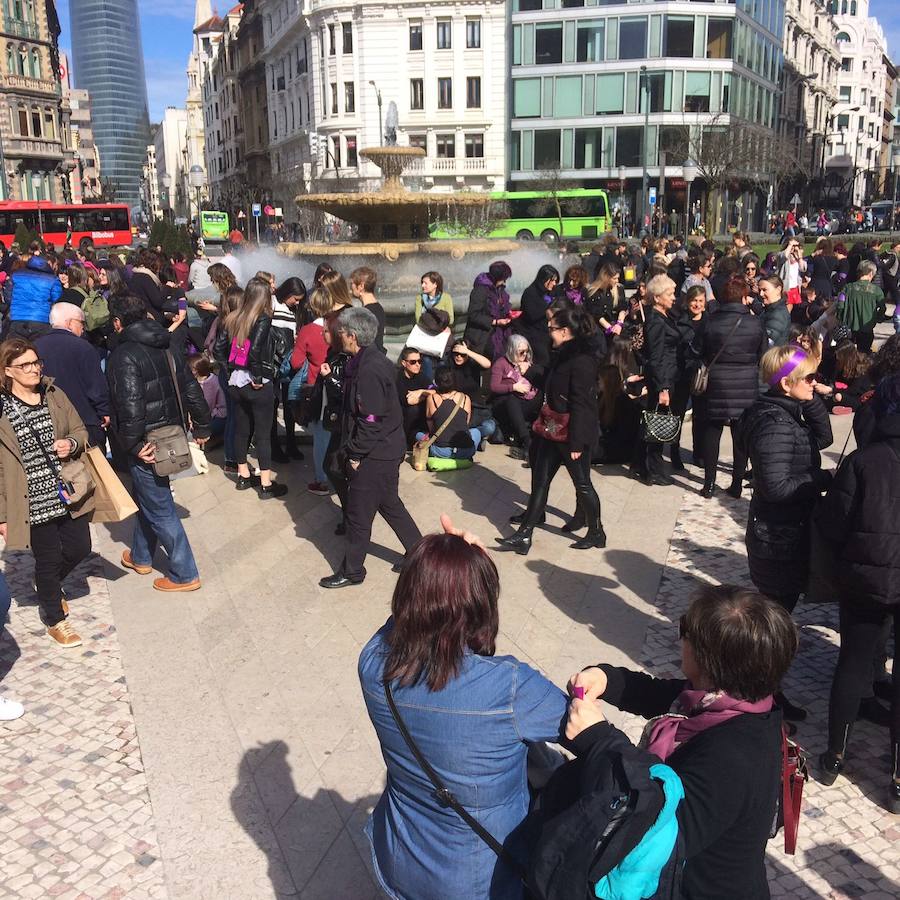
[185,0,214,220]
[0,0,74,203]
[779,0,839,203]
[60,53,101,205]
[256,0,507,219]
[877,54,896,198]
[142,137,160,221]
[153,107,189,220]
[509,0,786,232]
[69,0,151,211]
[825,0,889,206]
[236,0,271,195]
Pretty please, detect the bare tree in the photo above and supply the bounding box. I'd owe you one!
[427,196,509,239]
[520,166,591,241]
[95,177,119,204]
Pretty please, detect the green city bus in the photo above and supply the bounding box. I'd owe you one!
[200,210,230,242]
[430,188,612,242]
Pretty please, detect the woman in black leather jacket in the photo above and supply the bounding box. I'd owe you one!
[496,305,604,555]
[741,344,833,614]
[319,311,350,534]
[214,277,287,497]
[514,264,559,368]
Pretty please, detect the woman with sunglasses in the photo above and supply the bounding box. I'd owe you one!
[0,338,93,649]
[742,254,761,301]
[396,346,433,448]
[741,345,833,618]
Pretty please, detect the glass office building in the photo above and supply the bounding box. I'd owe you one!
[510,0,784,231]
[69,0,151,212]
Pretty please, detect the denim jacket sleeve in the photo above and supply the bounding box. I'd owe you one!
[512,661,568,743]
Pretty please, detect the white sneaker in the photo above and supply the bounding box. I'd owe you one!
[0,695,24,721]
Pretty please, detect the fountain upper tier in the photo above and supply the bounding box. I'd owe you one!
[294,145,493,242]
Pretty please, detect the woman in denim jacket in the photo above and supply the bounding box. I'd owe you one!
[359,519,567,899]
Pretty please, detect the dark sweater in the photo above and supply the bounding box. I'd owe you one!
[599,665,782,900]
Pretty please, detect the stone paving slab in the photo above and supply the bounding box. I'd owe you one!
[0,540,166,900]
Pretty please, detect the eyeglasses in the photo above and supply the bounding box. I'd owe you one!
[405,358,422,366]
[548,324,566,333]
[8,358,43,372]
[744,267,757,273]
[800,373,817,384]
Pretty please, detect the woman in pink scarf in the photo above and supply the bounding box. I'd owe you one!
[565,585,797,900]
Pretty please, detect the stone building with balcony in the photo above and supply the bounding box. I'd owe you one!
[779,0,840,201]
[236,0,271,196]
[876,54,896,199]
[0,0,74,202]
[257,0,506,218]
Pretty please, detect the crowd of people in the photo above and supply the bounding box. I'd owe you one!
[0,225,897,898]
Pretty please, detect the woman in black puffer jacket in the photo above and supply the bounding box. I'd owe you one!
[741,344,833,613]
[214,277,287,498]
[816,375,900,812]
[698,276,767,498]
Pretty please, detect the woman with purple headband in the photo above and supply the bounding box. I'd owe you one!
[738,344,833,721]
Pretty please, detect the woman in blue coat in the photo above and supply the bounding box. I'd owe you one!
[359,518,566,900]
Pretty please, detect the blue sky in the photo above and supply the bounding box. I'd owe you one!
[55,0,900,123]
[56,0,196,122]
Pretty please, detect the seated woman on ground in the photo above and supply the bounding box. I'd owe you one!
[490,333,542,461]
[417,366,476,460]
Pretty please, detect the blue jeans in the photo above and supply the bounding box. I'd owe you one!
[0,571,10,628]
[415,432,477,460]
[129,460,200,583]
[309,419,330,484]
[471,418,497,445]
[209,416,226,438]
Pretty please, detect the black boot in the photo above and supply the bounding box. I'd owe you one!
[700,477,717,498]
[819,723,852,786]
[725,481,742,499]
[561,513,586,533]
[669,445,686,472]
[571,528,607,550]
[495,529,533,556]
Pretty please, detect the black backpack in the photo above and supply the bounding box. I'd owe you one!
[525,726,685,900]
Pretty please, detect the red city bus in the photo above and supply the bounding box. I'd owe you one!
[0,201,132,248]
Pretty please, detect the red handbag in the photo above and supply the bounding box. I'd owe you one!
[532,403,570,443]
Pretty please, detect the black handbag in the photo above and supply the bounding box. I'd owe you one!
[640,405,681,444]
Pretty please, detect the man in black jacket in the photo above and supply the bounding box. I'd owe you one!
[107,294,211,593]
[36,302,110,448]
[320,308,422,589]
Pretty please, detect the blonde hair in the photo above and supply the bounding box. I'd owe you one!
[224,277,272,346]
[760,345,817,388]
[307,287,333,319]
[319,270,353,308]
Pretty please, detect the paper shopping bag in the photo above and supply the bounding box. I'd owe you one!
[84,445,138,523]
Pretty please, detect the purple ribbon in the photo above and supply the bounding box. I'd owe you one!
[768,348,808,386]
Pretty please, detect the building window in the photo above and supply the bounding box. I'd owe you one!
[347,135,358,167]
[615,126,643,167]
[619,18,648,60]
[328,24,335,54]
[684,72,711,112]
[437,19,452,49]
[839,85,852,102]
[574,128,603,168]
[31,107,41,137]
[410,78,424,110]
[466,76,481,108]
[6,46,13,74]
[707,19,732,59]
[330,82,337,114]
[29,48,40,78]
[576,21,604,63]
[664,16,694,58]
[465,133,484,158]
[596,73,624,114]
[535,24,562,65]
[534,130,561,168]
[436,133,455,158]
[43,108,54,139]
[513,78,541,118]
[836,31,850,43]
[409,22,422,51]
[342,22,352,54]
[331,137,341,168]
[841,57,852,72]
[517,0,542,10]
[344,82,355,113]
[409,133,427,151]
[466,19,481,49]
[17,106,27,134]
[438,77,452,109]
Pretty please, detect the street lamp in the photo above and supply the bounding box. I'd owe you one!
[31,172,43,237]
[189,164,205,222]
[892,148,900,234]
[617,164,626,236]
[368,80,383,145]
[682,158,698,237]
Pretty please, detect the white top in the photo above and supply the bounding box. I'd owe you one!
[272,299,298,336]
[188,258,212,290]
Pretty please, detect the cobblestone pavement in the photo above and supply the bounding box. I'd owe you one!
[620,484,900,900]
[0,541,166,900]
[0,430,897,898]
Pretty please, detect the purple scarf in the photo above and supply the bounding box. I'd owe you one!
[642,688,774,762]
[478,273,511,359]
[565,286,583,305]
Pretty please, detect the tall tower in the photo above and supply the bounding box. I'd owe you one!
[69,0,151,212]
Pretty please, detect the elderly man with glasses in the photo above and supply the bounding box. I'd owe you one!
[35,302,110,449]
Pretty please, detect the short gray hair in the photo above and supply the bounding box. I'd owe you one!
[856,259,877,279]
[646,274,676,300]
[338,306,378,347]
[505,333,532,365]
[50,302,84,327]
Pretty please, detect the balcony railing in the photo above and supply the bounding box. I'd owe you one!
[400,157,489,175]
[5,136,63,159]
[4,19,39,40]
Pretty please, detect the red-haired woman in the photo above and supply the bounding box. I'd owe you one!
[359,520,567,900]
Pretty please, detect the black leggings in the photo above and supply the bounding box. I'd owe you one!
[828,601,900,753]
[31,513,92,627]
[324,430,349,515]
[493,394,541,446]
[701,419,748,485]
[270,381,298,450]
[230,381,275,470]
[522,436,601,531]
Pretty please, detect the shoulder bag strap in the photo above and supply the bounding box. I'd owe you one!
[383,679,526,878]
[706,316,742,371]
[7,395,66,474]
[164,350,188,431]
[424,395,465,449]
